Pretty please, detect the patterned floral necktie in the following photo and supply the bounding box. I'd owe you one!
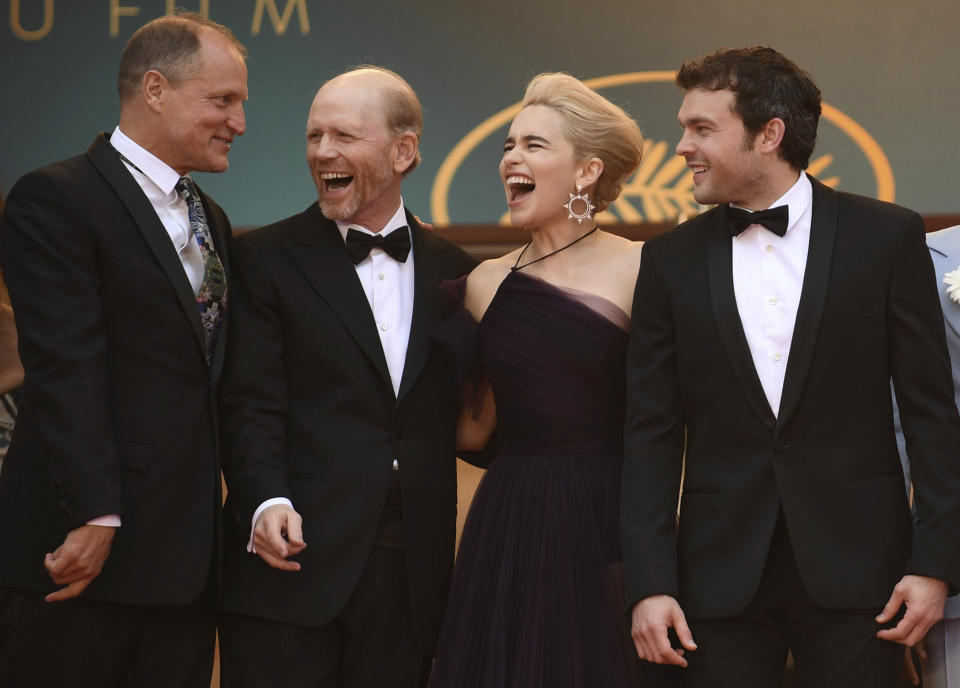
[176,177,227,363]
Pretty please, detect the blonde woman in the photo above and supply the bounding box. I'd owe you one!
[429,74,669,687]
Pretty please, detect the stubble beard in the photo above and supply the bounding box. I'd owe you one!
[315,155,395,223]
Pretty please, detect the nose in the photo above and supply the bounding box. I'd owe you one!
[675,129,693,157]
[501,146,521,168]
[311,134,338,160]
[229,104,246,136]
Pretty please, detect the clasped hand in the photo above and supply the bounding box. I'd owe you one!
[44,523,115,602]
[253,504,306,571]
[630,594,698,667]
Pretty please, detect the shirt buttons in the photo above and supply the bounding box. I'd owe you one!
[769,297,778,306]
[764,245,774,253]
[378,273,385,280]
[381,323,389,331]
[773,353,782,362]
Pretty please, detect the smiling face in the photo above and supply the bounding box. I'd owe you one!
[306,73,408,230]
[152,28,247,175]
[499,104,581,231]
[675,87,767,208]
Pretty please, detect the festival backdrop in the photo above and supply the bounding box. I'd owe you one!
[2,0,958,228]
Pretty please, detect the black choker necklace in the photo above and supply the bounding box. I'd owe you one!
[511,226,598,272]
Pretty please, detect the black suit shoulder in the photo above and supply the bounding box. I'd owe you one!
[412,223,478,274]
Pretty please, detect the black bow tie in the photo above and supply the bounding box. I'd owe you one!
[726,205,789,237]
[345,226,411,264]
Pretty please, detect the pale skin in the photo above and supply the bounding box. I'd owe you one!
[632,88,950,666]
[456,104,644,452]
[254,70,419,571]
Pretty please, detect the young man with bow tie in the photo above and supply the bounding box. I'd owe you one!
[622,46,960,687]
[217,67,477,688]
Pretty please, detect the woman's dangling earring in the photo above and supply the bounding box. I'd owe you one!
[562,183,595,224]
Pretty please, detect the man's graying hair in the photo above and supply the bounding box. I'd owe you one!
[117,12,247,102]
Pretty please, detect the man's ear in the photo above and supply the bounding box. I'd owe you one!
[393,131,419,174]
[142,70,169,113]
[757,118,786,154]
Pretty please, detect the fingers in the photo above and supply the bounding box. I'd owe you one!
[254,507,305,570]
[263,516,291,559]
[876,586,904,624]
[630,596,694,667]
[284,515,306,554]
[652,627,689,667]
[44,547,103,583]
[904,647,920,686]
[877,576,947,646]
[45,576,94,603]
[673,607,698,652]
[916,638,928,662]
[876,606,940,646]
[256,548,302,572]
[44,555,92,584]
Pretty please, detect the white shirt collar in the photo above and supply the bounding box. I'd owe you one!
[109,125,183,196]
[731,172,812,237]
[769,172,811,236]
[336,200,408,242]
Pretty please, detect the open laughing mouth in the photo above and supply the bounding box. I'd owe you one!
[506,175,535,203]
[321,172,354,192]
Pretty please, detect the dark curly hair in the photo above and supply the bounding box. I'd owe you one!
[676,47,821,170]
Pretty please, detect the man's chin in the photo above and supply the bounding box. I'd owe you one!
[318,197,359,222]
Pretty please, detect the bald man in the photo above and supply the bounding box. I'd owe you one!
[217,67,477,688]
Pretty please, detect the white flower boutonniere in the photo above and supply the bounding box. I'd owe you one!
[945,266,960,304]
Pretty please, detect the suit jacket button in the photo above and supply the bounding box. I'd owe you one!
[774,442,790,454]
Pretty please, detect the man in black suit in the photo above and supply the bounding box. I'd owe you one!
[622,46,960,687]
[217,66,477,688]
[0,13,246,688]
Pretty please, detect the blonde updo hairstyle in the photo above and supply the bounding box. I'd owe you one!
[520,73,644,213]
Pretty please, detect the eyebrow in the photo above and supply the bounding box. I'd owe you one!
[504,134,552,145]
[679,116,715,127]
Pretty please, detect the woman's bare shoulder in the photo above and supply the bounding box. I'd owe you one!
[465,253,517,320]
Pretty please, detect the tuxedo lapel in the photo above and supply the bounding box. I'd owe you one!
[396,213,453,404]
[708,208,776,428]
[776,177,838,428]
[282,206,393,390]
[86,134,205,354]
[707,206,775,428]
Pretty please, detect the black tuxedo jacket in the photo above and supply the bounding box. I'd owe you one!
[623,177,960,619]
[0,133,231,605]
[218,204,476,653]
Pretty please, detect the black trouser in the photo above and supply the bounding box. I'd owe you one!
[0,585,216,688]
[220,474,430,688]
[683,513,902,688]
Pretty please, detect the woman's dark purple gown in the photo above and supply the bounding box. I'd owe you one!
[429,270,654,688]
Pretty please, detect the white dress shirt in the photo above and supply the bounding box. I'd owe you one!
[87,128,207,529]
[110,126,205,295]
[248,202,415,552]
[731,173,812,417]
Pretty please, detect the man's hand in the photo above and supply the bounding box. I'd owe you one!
[631,594,697,667]
[44,524,115,602]
[876,574,948,646]
[253,504,306,571]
